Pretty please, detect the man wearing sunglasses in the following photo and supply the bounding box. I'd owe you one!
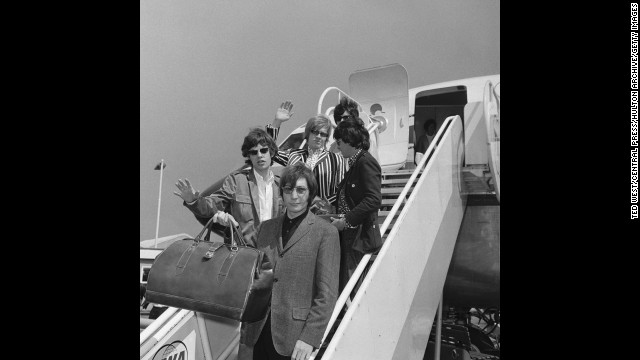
[266,101,347,215]
[327,97,359,155]
[244,162,339,360]
[174,128,284,248]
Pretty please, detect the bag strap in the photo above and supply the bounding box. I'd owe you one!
[217,250,239,283]
[175,217,216,274]
[194,216,216,242]
[229,223,247,247]
[216,223,246,283]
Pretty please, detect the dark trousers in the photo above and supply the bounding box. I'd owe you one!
[339,227,365,294]
[253,313,289,360]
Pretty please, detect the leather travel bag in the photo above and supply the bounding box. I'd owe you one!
[146,218,273,322]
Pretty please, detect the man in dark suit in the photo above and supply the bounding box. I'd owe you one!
[244,162,340,360]
[330,117,383,292]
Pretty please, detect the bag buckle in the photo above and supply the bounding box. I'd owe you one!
[203,243,224,260]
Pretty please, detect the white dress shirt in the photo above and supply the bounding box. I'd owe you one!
[253,169,274,222]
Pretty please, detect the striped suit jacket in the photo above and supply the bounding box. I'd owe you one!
[267,124,346,203]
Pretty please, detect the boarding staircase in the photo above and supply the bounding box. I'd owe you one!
[379,169,417,238]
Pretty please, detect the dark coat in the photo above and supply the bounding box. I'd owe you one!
[241,211,340,356]
[333,150,383,253]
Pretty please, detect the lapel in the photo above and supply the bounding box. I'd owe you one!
[291,149,306,164]
[344,150,366,195]
[273,215,286,255]
[314,150,329,167]
[271,180,281,218]
[281,211,314,254]
[247,169,261,212]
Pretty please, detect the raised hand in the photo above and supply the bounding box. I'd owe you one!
[173,178,198,203]
[274,100,294,126]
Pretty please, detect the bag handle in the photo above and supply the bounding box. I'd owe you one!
[193,216,216,242]
[194,215,247,246]
[228,223,247,248]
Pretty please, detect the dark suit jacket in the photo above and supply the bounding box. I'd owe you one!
[242,210,340,356]
[184,168,284,247]
[332,150,383,253]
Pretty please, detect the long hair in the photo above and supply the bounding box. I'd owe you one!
[279,162,318,206]
[240,128,278,165]
[333,97,359,124]
[333,117,370,150]
[303,114,332,149]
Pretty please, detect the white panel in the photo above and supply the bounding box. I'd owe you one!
[141,310,240,360]
[349,64,410,170]
[323,119,465,360]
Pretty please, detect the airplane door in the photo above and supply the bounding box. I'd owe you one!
[349,64,409,171]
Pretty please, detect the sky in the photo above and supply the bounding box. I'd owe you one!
[140,0,500,242]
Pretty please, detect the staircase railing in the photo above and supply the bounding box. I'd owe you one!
[316,87,385,131]
[483,80,500,202]
[139,308,190,357]
[310,115,459,359]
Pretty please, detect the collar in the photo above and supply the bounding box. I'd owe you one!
[285,208,309,222]
[307,147,325,158]
[348,148,363,168]
[253,168,274,184]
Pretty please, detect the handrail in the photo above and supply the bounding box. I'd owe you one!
[140,308,191,357]
[483,81,500,202]
[310,115,458,359]
[317,87,364,116]
[217,332,241,360]
[316,86,381,128]
[492,82,500,115]
[483,81,499,142]
[139,306,179,345]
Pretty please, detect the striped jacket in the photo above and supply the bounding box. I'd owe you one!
[267,124,346,203]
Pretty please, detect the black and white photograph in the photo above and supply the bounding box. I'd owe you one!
[140,1,500,359]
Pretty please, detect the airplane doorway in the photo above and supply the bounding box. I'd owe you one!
[412,85,467,164]
[414,85,468,141]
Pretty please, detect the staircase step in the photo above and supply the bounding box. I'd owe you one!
[383,168,421,176]
[381,186,413,195]
[381,198,400,206]
[461,190,496,196]
[378,211,399,217]
[381,178,415,185]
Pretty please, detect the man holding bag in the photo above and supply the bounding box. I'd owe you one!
[174,128,284,247]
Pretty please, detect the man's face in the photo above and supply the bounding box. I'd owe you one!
[336,138,356,158]
[282,177,309,217]
[334,110,351,126]
[248,144,271,172]
[308,126,329,150]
